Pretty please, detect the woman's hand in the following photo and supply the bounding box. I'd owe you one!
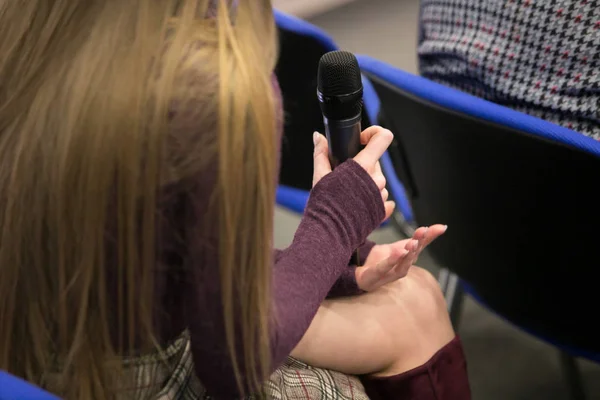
[355,224,448,292]
[312,126,396,220]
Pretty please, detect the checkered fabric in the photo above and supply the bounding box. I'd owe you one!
[418,0,600,139]
[120,332,369,400]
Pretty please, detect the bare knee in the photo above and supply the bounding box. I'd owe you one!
[375,267,455,376]
[290,267,455,377]
[407,266,448,315]
[386,266,448,321]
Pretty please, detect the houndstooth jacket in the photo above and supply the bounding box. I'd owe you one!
[418,0,600,139]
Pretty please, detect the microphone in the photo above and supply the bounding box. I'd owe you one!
[317,50,364,167]
[317,50,364,266]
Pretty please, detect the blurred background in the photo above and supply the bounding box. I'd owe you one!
[272,0,600,399]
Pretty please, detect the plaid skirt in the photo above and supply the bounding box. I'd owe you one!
[122,331,369,400]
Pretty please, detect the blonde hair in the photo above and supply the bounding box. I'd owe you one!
[0,0,277,398]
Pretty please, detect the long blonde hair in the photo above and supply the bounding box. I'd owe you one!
[0,0,277,398]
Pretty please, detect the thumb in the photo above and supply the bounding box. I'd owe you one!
[383,201,396,222]
[312,132,332,187]
[353,126,393,170]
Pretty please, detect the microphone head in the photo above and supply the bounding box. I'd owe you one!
[318,50,363,96]
[317,50,363,120]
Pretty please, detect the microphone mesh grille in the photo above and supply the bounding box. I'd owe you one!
[317,51,362,96]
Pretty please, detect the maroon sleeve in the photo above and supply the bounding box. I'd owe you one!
[182,160,384,398]
[357,240,377,265]
[326,239,377,298]
[276,240,376,299]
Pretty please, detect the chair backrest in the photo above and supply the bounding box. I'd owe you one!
[358,55,600,355]
[0,371,59,400]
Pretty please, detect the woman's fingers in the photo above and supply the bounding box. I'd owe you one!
[354,126,393,170]
[312,132,332,187]
[383,201,396,222]
[418,224,448,249]
[358,247,407,290]
[377,240,419,287]
[374,161,386,187]
[381,188,389,202]
[412,226,429,243]
[355,127,394,217]
[383,227,432,284]
[373,173,387,190]
[375,247,406,277]
[364,225,448,290]
[410,224,448,253]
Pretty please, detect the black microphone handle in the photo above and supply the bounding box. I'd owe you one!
[324,114,362,168]
[323,113,363,266]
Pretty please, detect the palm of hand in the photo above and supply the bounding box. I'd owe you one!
[355,225,447,292]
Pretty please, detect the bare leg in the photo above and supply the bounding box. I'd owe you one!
[291,266,456,377]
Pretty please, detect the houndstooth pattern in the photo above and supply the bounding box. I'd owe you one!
[120,332,369,400]
[418,0,600,139]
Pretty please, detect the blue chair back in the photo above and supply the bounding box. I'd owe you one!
[0,371,59,400]
[358,55,600,360]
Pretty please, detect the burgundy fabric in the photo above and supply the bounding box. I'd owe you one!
[361,336,471,400]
